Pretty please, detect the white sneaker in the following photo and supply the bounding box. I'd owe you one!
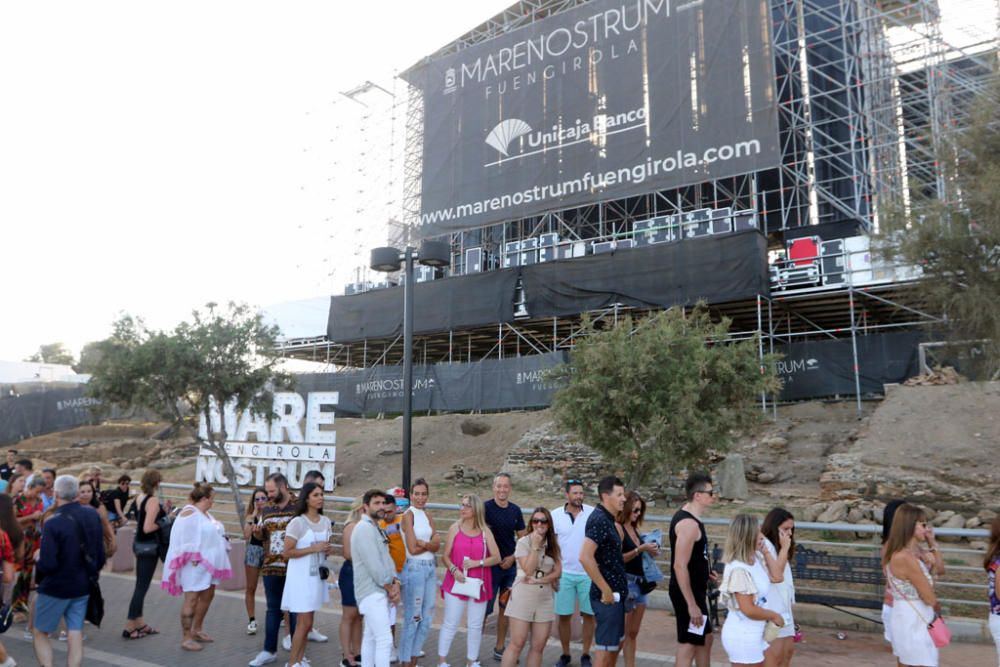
[391,646,399,663]
[0,656,17,667]
[249,651,278,666]
[247,619,258,635]
[307,628,328,643]
[283,634,293,651]
[22,630,33,641]
[469,662,483,667]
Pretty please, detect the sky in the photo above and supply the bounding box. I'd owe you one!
[0,0,511,362]
[0,0,993,363]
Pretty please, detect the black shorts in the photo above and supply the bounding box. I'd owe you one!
[668,586,712,645]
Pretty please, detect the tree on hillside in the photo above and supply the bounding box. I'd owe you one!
[25,342,75,366]
[74,340,105,375]
[86,302,289,523]
[881,79,1000,378]
[549,305,779,489]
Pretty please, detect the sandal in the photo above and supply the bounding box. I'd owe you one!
[122,628,144,640]
[193,631,214,642]
[137,624,160,636]
[181,639,204,651]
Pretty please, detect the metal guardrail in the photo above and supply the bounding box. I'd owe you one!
[148,482,992,612]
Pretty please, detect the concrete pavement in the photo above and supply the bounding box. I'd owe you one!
[1,571,993,666]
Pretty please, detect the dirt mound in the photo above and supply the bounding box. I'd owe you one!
[819,382,1000,510]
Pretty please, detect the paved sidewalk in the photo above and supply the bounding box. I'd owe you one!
[1,571,993,666]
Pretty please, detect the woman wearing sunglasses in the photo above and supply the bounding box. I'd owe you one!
[500,507,562,667]
[618,492,658,667]
[242,487,268,635]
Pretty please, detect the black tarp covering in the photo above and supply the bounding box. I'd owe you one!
[295,351,568,416]
[326,231,769,343]
[0,388,102,446]
[328,268,520,343]
[775,331,922,400]
[521,230,769,317]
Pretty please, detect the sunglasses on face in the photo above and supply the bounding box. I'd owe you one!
[255,497,267,503]
[460,503,472,509]
[531,518,548,524]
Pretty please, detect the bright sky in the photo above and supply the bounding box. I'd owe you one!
[0,0,991,363]
[0,0,510,361]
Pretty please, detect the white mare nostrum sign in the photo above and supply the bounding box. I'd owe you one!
[195,391,338,490]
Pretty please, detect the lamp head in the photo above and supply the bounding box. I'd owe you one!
[418,240,450,268]
[370,247,402,272]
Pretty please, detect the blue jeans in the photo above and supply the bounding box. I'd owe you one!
[263,575,297,654]
[399,559,437,662]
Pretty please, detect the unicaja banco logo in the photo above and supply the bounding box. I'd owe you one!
[444,67,456,94]
[485,119,532,157]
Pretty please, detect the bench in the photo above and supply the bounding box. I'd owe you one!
[708,544,883,626]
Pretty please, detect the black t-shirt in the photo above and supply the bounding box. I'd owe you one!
[668,508,709,596]
[0,463,12,481]
[102,488,129,515]
[484,499,525,559]
[584,503,627,600]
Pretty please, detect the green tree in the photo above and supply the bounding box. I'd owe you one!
[549,305,779,489]
[881,81,1000,378]
[74,340,105,374]
[25,342,75,366]
[86,302,289,523]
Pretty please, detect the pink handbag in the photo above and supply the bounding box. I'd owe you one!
[927,616,952,648]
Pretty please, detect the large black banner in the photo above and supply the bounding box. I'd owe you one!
[404,0,780,235]
[0,388,102,446]
[775,332,922,401]
[295,352,569,416]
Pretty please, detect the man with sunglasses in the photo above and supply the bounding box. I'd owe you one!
[668,472,718,667]
[550,479,595,667]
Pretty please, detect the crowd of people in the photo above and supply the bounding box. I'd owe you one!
[1,445,997,667]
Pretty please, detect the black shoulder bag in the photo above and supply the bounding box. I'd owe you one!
[62,510,105,628]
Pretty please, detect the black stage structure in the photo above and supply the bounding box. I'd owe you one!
[281,0,997,414]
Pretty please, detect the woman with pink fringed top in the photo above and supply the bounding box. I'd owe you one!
[161,482,232,652]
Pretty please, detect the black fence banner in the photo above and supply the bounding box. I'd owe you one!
[403,0,780,235]
[0,387,102,446]
[775,332,922,401]
[295,351,569,416]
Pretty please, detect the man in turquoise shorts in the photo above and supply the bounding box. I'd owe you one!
[550,480,595,667]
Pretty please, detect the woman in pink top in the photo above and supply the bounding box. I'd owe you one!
[438,494,501,667]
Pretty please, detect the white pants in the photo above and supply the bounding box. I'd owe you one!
[989,614,1000,667]
[360,592,394,667]
[437,591,488,663]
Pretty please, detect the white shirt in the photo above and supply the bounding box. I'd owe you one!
[550,503,594,575]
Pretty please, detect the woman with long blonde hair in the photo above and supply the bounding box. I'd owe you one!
[718,514,784,667]
[438,494,501,667]
[883,503,939,667]
[338,497,364,667]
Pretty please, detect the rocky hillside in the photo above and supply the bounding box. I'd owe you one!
[10,383,999,530]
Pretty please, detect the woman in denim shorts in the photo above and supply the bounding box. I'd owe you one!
[242,487,268,635]
[618,492,659,667]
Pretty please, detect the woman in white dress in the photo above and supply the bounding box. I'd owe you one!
[718,514,785,667]
[759,508,795,667]
[161,483,232,652]
[883,503,940,667]
[281,482,333,667]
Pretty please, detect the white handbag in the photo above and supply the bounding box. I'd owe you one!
[451,532,487,599]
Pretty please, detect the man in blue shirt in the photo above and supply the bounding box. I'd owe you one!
[33,474,106,667]
[484,472,526,660]
[39,467,58,511]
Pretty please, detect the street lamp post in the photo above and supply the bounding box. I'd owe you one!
[371,240,450,492]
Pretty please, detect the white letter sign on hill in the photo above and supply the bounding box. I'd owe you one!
[195,391,338,490]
